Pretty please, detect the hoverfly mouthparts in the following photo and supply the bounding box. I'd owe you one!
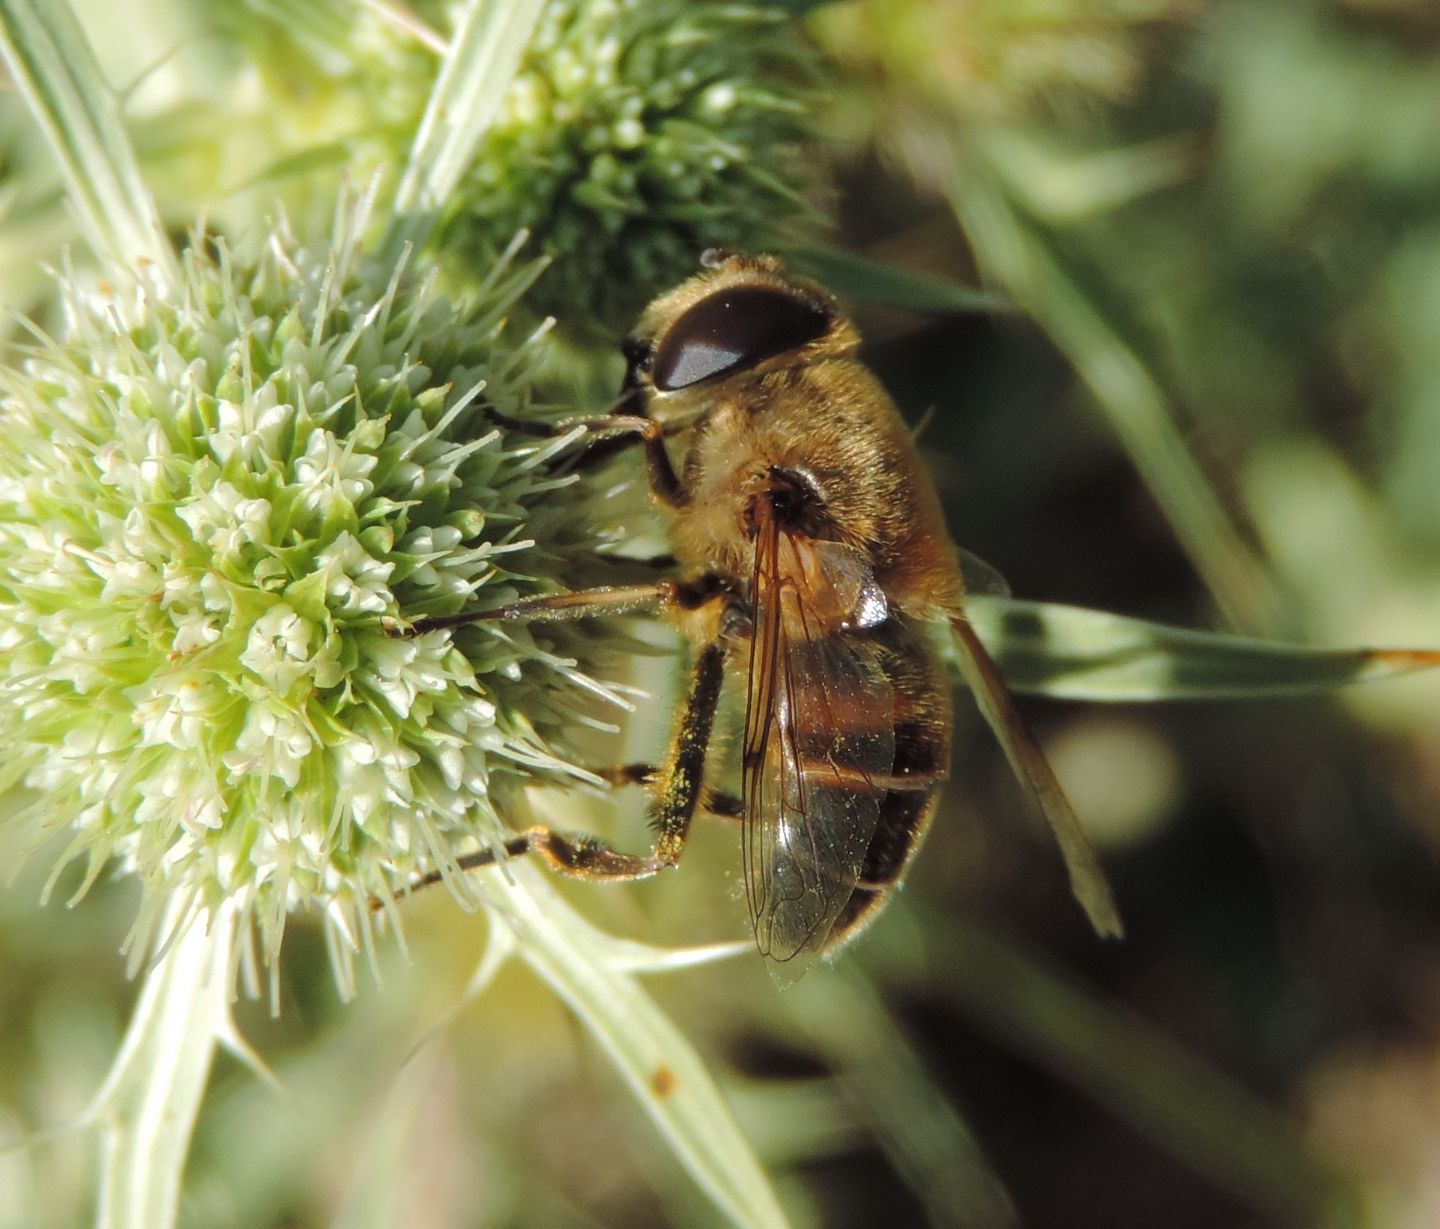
[651,284,832,391]
[620,334,653,391]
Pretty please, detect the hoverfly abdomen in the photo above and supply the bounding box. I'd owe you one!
[831,616,953,949]
[741,577,953,963]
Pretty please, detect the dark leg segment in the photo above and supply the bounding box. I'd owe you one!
[395,827,671,900]
[484,401,686,506]
[651,641,726,863]
[458,828,667,880]
[595,763,742,820]
[570,413,685,508]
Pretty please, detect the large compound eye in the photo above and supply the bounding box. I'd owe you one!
[651,286,830,391]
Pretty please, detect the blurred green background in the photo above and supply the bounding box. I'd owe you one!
[7,1,1440,1227]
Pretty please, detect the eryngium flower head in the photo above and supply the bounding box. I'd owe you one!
[0,212,628,991]
[440,0,813,334]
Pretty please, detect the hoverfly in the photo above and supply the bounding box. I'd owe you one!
[395,251,1122,975]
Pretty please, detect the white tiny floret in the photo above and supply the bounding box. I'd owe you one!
[241,604,317,694]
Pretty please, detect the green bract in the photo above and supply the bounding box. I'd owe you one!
[0,213,628,986]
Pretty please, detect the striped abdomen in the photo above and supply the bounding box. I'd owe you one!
[824,615,952,950]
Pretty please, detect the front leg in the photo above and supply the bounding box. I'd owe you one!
[483,402,686,508]
[561,412,685,509]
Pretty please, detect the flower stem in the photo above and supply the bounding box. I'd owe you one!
[87,899,236,1229]
[483,862,790,1229]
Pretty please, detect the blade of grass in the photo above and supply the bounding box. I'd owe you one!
[386,0,546,255]
[965,595,1440,700]
[0,0,176,283]
[481,861,790,1229]
[951,155,1277,633]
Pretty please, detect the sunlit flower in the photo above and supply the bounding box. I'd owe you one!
[0,206,629,991]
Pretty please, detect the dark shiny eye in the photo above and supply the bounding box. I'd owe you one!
[651,286,830,391]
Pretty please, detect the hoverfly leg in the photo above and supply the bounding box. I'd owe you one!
[594,762,743,822]
[563,412,684,507]
[386,602,735,905]
[594,761,659,787]
[388,581,673,637]
[460,828,670,881]
[649,638,728,864]
[701,790,743,821]
[475,405,558,438]
[481,395,686,503]
[390,571,733,637]
[386,829,670,904]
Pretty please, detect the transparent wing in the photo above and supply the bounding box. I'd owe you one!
[950,614,1124,937]
[956,546,1011,598]
[742,523,896,976]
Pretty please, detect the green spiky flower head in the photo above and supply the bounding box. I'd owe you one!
[0,206,627,989]
[439,0,813,335]
[130,1,812,348]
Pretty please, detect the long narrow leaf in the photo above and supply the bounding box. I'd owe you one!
[482,862,789,1229]
[951,158,1277,633]
[85,901,235,1229]
[0,0,175,282]
[387,0,546,252]
[966,596,1440,701]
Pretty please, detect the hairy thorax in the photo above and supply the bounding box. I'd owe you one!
[663,365,965,619]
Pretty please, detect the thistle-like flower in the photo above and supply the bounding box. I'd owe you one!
[0,206,630,993]
[98,0,812,342]
[442,0,813,331]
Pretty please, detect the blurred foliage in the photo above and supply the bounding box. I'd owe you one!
[6,2,1440,1229]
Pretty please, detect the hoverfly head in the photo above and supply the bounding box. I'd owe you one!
[622,253,856,416]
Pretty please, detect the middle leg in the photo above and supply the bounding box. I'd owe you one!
[388,572,731,638]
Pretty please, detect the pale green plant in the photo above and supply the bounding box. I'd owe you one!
[3,3,1440,1229]
[0,1,798,1226]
